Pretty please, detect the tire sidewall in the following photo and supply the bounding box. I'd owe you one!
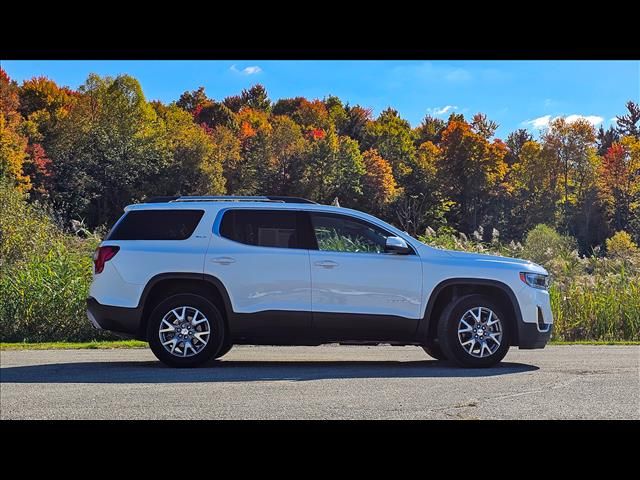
[438,294,510,368]
[147,293,225,368]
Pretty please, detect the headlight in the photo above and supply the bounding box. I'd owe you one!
[520,272,549,290]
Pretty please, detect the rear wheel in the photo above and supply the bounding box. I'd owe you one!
[147,293,226,368]
[437,294,510,368]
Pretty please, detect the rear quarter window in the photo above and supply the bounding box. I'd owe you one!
[107,210,204,240]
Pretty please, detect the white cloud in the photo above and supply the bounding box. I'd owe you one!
[523,114,604,130]
[230,64,262,75]
[427,105,458,116]
[565,114,603,126]
[523,115,552,129]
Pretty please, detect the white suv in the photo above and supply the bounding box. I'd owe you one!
[87,196,553,368]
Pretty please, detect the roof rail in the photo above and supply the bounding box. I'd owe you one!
[146,195,317,204]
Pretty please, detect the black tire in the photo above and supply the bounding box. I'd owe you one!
[147,293,226,368]
[437,294,510,368]
[422,341,448,361]
[215,340,233,359]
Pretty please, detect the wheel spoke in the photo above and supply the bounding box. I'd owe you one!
[460,319,473,331]
[194,332,209,344]
[160,319,176,333]
[192,309,207,326]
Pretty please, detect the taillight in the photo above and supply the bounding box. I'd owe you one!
[93,246,120,274]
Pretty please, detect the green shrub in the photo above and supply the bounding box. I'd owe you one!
[522,224,577,267]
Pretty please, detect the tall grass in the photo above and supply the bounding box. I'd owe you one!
[0,181,113,342]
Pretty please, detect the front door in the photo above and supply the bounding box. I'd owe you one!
[307,212,423,341]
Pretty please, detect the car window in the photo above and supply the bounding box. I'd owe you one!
[107,210,204,240]
[219,210,302,249]
[310,213,394,254]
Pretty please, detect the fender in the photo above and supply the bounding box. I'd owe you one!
[416,278,523,342]
[138,272,235,320]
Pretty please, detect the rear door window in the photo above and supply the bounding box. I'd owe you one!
[219,210,309,249]
[107,210,204,240]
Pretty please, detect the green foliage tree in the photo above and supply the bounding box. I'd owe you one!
[240,84,271,112]
[49,74,170,226]
[363,107,416,179]
[616,100,640,138]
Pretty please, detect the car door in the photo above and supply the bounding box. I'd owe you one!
[205,208,313,342]
[307,211,423,341]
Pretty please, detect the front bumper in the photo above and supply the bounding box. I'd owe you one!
[87,297,143,339]
[517,321,552,349]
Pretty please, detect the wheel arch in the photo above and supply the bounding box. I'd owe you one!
[418,278,522,346]
[137,273,234,340]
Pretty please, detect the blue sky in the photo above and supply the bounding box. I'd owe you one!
[2,60,638,138]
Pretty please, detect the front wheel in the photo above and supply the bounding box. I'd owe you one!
[437,294,510,368]
[147,293,226,368]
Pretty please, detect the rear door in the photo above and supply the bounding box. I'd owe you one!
[205,208,313,342]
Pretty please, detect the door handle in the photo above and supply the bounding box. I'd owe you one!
[210,256,236,265]
[314,260,339,269]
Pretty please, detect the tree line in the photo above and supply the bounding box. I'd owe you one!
[1,69,638,251]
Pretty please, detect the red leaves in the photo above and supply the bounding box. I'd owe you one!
[28,143,52,177]
[308,128,325,140]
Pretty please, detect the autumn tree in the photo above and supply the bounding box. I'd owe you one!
[361,148,397,214]
[509,140,559,236]
[436,119,508,233]
[262,115,306,195]
[541,117,598,238]
[597,137,640,236]
[395,141,448,235]
[154,104,226,196]
[0,70,30,192]
[176,87,208,114]
[339,104,372,144]
[209,126,242,194]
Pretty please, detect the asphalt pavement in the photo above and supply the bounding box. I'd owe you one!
[1,345,638,419]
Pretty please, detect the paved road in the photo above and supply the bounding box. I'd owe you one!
[1,345,638,419]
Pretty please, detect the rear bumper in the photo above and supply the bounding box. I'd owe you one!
[87,297,143,339]
[517,321,552,349]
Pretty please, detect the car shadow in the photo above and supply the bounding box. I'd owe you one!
[0,360,538,384]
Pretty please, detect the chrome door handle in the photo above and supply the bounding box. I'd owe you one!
[314,260,339,269]
[210,256,236,265]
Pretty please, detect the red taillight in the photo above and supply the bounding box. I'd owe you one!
[93,246,120,274]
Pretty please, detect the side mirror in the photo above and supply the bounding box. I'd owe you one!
[385,236,410,254]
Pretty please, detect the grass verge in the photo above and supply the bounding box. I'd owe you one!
[0,340,148,350]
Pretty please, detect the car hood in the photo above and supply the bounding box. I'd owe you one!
[435,249,547,274]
